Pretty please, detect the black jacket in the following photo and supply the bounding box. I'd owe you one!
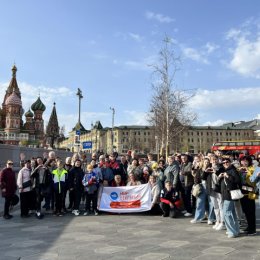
[220,165,241,201]
[68,166,84,191]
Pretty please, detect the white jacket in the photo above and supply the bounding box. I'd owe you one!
[17,167,31,193]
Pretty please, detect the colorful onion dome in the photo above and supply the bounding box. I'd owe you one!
[31,97,46,112]
[5,90,22,106]
[25,109,33,117]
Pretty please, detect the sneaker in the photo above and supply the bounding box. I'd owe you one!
[83,211,90,216]
[207,220,214,225]
[162,213,169,217]
[247,231,257,236]
[190,219,202,224]
[73,210,80,216]
[184,212,192,217]
[35,212,44,219]
[181,210,187,214]
[215,223,225,231]
[72,210,76,214]
[94,210,99,216]
[227,234,238,238]
[212,222,220,229]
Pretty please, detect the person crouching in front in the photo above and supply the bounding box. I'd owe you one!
[160,181,181,218]
[82,164,99,216]
[52,159,68,217]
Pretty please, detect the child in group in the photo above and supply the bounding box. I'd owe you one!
[52,159,68,216]
[160,181,181,218]
[82,164,100,216]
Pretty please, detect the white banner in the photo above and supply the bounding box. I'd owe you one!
[98,184,152,213]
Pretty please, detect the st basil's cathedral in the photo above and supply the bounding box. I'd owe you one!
[0,65,60,147]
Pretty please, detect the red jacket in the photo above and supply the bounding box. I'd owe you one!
[0,167,17,197]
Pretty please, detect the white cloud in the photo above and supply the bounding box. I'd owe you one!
[145,11,174,23]
[58,111,110,135]
[119,111,149,125]
[204,42,219,54]
[189,87,260,110]
[202,119,227,126]
[228,37,260,78]
[128,33,143,42]
[124,55,157,71]
[182,47,209,64]
[226,18,260,78]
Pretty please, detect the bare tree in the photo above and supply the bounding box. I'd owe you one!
[148,36,197,157]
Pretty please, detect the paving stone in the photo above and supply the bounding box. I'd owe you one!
[159,240,190,248]
[136,220,162,225]
[135,253,170,260]
[22,252,59,260]
[202,246,235,255]
[10,239,44,248]
[223,252,260,260]
[133,230,161,236]
[94,245,127,254]
[194,254,226,260]
[186,226,211,232]
[4,248,41,258]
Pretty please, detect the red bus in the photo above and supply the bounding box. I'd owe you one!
[211,140,260,156]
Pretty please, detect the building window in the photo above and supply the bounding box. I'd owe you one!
[138,132,140,135]
[148,132,150,135]
[144,132,146,136]
[216,132,218,136]
[220,132,222,136]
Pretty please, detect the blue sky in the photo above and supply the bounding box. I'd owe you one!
[1,0,260,135]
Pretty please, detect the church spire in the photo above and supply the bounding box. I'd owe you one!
[46,102,60,148]
[12,64,17,78]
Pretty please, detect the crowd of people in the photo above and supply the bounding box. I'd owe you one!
[0,150,260,239]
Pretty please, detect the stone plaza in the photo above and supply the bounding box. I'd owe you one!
[0,198,260,260]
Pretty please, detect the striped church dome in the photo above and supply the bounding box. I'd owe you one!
[5,90,22,106]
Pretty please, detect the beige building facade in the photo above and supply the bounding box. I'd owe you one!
[59,121,257,155]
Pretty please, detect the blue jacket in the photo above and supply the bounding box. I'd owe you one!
[82,171,99,194]
[250,166,260,193]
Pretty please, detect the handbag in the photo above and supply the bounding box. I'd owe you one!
[22,180,32,189]
[192,183,202,197]
[224,178,243,200]
[230,189,244,200]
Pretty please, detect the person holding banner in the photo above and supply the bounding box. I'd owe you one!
[160,181,181,218]
[82,164,100,216]
[149,175,161,215]
[111,175,125,187]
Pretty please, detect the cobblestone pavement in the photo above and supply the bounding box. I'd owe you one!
[0,201,260,260]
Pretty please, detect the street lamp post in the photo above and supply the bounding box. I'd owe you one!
[110,107,115,153]
[76,88,83,153]
[76,88,83,124]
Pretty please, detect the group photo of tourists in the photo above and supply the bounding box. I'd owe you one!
[1,149,260,239]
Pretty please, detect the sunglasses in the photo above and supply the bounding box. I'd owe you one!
[8,163,13,165]
[223,161,229,164]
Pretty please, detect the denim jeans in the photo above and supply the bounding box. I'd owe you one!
[207,195,216,222]
[223,200,240,236]
[194,186,206,220]
[211,193,223,223]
